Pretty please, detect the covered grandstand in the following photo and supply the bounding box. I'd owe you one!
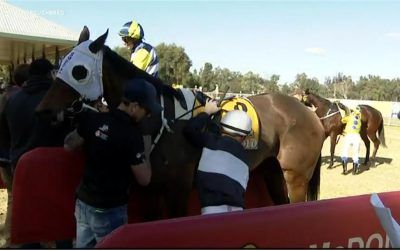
[0,0,77,66]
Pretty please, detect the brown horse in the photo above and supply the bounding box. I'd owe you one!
[36,27,325,219]
[301,89,386,168]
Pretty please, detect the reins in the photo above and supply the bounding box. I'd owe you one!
[148,89,233,154]
[319,102,341,120]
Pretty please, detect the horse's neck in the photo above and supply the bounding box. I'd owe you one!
[310,95,332,117]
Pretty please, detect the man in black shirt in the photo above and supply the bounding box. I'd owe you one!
[64,77,160,248]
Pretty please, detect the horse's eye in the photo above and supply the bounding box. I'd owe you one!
[72,65,88,82]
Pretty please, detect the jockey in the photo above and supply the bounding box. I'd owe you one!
[183,99,252,215]
[118,20,159,77]
[341,105,362,175]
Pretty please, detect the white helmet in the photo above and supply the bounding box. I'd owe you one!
[220,110,252,136]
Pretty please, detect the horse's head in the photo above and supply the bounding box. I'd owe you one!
[36,26,163,116]
[300,88,313,107]
[37,27,106,114]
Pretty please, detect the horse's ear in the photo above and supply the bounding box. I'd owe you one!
[304,88,310,95]
[89,29,109,53]
[78,26,90,45]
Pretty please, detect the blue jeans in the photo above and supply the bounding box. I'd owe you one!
[74,199,128,248]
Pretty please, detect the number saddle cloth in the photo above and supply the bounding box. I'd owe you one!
[173,88,260,150]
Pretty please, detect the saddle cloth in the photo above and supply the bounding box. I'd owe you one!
[173,90,260,150]
[220,97,260,150]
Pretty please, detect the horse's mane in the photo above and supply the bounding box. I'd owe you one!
[308,92,332,106]
[103,46,177,98]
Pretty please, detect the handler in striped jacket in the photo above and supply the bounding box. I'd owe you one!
[183,99,252,215]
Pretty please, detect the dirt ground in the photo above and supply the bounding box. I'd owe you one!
[319,125,400,199]
[0,125,398,245]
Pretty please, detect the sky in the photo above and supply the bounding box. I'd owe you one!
[8,0,400,84]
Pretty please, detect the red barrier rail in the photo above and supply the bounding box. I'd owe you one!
[97,191,400,248]
[10,147,272,244]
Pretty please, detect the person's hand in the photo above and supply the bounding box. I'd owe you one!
[204,98,220,115]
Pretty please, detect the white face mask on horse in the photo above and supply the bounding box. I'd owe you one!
[57,36,106,101]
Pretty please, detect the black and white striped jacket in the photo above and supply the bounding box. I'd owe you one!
[183,113,249,208]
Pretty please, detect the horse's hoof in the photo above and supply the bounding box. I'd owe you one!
[327,165,333,169]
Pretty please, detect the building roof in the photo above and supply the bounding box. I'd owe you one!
[0,0,78,64]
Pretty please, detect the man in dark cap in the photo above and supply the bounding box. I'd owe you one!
[64,77,161,248]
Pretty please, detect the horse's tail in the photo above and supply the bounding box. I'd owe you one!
[307,153,321,201]
[378,119,387,148]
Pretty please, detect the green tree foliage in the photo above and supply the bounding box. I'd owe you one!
[113,44,399,101]
[263,74,280,93]
[156,43,192,86]
[113,46,131,61]
[292,73,321,93]
[199,62,216,91]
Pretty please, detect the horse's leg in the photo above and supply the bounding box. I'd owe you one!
[360,130,371,166]
[165,184,192,218]
[260,157,289,205]
[328,132,337,169]
[165,163,195,218]
[367,128,380,167]
[137,185,165,221]
[278,152,310,203]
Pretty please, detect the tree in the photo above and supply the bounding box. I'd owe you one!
[262,74,280,93]
[199,62,215,91]
[238,72,264,94]
[113,46,131,61]
[292,73,321,92]
[280,83,293,95]
[185,70,201,89]
[156,43,192,86]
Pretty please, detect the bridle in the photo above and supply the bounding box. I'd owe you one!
[302,94,340,120]
[319,102,340,120]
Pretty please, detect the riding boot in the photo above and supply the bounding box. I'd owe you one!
[342,160,347,174]
[352,163,359,175]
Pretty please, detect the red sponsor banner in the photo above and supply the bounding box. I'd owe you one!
[97,191,400,248]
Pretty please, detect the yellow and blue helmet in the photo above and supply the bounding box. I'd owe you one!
[118,20,144,40]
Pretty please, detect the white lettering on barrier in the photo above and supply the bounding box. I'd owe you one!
[309,233,391,248]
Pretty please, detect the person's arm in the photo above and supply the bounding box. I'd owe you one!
[64,110,90,151]
[183,99,220,148]
[131,161,152,186]
[183,113,210,148]
[128,132,152,186]
[131,49,152,71]
[64,129,84,151]
[341,115,349,124]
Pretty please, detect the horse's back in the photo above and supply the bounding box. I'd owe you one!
[249,93,324,137]
[360,104,383,126]
[249,93,324,167]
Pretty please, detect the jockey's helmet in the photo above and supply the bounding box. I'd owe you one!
[220,110,252,136]
[118,20,144,40]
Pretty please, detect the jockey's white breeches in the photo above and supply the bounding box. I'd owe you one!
[341,133,361,164]
[201,205,243,215]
